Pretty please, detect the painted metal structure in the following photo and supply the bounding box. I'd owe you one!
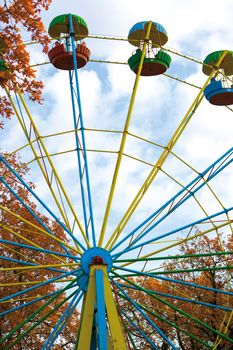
[0,12,233,350]
[127,21,172,76]
[203,50,233,105]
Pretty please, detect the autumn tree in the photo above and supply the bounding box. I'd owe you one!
[0,153,80,349]
[0,0,52,128]
[119,234,233,349]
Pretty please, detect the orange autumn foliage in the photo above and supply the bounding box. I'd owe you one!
[0,0,52,128]
[0,154,79,349]
[120,235,233,349]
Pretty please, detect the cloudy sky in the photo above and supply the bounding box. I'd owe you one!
[1,0,233,258]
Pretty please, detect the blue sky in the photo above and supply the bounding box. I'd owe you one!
[1,0,233,258]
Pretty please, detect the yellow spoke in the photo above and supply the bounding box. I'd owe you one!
[99,21,153,247]
[0,278,74,287]
[1,243,39,264]
[6,88,89,249]
[106,51,229,251]
[1,224,67,263]
[0,205,81,255]
[120,220,232,268]
[1,262,79,272]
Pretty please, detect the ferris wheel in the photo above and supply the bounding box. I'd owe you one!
[0,12,233,350]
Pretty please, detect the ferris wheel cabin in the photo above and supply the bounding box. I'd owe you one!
[203,50,233,106]
[47,14,91,70]
[127,21,172,76]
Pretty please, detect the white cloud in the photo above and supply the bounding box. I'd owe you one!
[1,0,233,258]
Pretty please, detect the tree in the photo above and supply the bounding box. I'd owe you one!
[0,0,52,128]
[0,153,80,349]
[119,234,233,349]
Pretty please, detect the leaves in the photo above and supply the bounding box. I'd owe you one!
[0,0,52,128]
[0,153,79,349]
[120,235,233,349]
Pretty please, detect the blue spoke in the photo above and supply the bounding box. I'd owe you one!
[112,206,233,258]
[113,280,178,350]
[112,265,233,296]
[68,14,96,246]
[42,289,83,349]
[0,177,75,257]
[121,310,159,350]
[0,156,86,253]
[0,282,80,317]
[0,269,81,303]
[0,239,79,260]
[68,69,90,242]
[0,254,78,274]
[119,283,232,312]
[110,147,233,254]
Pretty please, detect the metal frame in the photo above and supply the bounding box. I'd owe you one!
[0,13,233,350]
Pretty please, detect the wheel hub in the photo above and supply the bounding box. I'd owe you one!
[78,248,113,291]
[81,247,113,274]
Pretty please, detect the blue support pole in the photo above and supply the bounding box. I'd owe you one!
[110,147,233,254]
[95,269,108,350]
[0,156,86,253]
[112,266,233,296]
[0,238,79,260]
[114,281,178,350]
[112,206,233,258]
[68,14,96,247]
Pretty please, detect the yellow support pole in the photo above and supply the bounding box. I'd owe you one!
[77,268,98,349]
[106,51,229,250]
[78,265,128,350]
[99,21,153,247]
[102,267,128,349]
[108,332,114,350]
